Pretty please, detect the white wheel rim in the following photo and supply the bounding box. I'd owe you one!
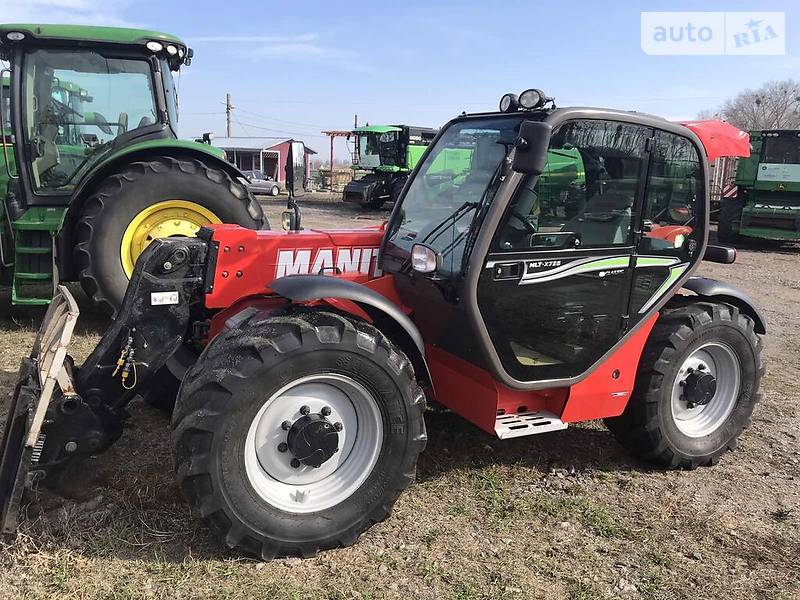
[670,342,741,438]
[244,374,383,513]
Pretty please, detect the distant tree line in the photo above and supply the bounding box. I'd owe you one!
[699,79,800,130]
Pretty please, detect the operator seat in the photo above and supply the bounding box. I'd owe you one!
[33,111,61,181]
[562,183,633,245]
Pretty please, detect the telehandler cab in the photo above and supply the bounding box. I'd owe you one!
[1,89,765,559]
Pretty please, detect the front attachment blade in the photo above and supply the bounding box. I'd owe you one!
[0,285,79,534]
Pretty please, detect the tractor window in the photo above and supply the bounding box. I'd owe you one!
[495,119,649,251]
[358,134,381,169]
[23,49,157,194]
[762,134,800,164]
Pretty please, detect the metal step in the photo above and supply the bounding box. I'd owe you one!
[495,411,568,439]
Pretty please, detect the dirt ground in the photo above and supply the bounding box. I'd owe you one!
[0,197,797,600]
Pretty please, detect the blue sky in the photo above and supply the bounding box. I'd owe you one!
[1,0,797,159]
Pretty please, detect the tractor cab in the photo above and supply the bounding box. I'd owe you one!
[344,124,437,208]
[0,24,266,310]
[0,24,189,199]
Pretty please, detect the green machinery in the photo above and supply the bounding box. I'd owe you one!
[718,130,800,242]
[0,24,266,310]
[343,125,437,209]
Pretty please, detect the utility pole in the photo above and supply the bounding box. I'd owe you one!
[225,93,233,137]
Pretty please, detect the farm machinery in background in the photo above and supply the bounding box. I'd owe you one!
[1,88,761,560]
[0,23,267,311]
[343,124,437,208]
[718,129,800,242]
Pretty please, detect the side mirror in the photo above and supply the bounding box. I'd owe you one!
[285,141,307,198]
[512,120,553,175]
[704,244,736,264]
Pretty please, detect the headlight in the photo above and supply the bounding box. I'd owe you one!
[499,93,518,113]
[519,88,545,110]
[6,31,25,41]
[411,244,439,273]
[146,41,163,52]
[166,45,178,56]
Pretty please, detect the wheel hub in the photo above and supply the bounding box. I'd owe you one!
[682,368,717,408]
[286,412,340,468]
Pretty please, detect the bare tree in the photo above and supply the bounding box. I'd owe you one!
[701,79,800,130]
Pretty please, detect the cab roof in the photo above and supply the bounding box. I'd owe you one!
[0,23,185,48]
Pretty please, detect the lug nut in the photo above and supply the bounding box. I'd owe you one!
[300,405,310,415]
[697,364,706,371]
[163,261,173,271]
[281,420,292,431]
[334,422,343,431]
[290,458,301,468]
[321,406,331,416]
[64,441,78,453]
[277,442,288,453]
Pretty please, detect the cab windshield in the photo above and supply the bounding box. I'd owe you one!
[358,133,381,168]
[762,134,800,164]
[23,49,158,193]
[387,116,523,275]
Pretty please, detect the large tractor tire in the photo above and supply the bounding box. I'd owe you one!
[605,300,764,469]
[717,195,745,243]
[171,310,427,559]
[75,156,268,314]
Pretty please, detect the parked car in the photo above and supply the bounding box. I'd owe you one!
[242,170,280,196]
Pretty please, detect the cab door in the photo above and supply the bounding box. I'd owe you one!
[476,119,652,384]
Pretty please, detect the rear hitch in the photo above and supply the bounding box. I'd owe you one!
[0,237,209,534]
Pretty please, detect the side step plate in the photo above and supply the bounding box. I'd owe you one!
[495,411,568,440]
[0,286,79,534]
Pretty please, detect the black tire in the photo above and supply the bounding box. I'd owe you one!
[717,195,745,243]
[171,310,427,559]
[75,156,268,314]
[389,175,408,205]
[604,300,764,469]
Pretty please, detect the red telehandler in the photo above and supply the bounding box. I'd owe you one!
[1,90,764,559]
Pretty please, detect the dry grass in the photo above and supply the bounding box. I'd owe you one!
[0,215,798,599]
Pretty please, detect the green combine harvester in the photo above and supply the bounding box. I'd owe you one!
[0,24,266,311]
[343,125,437,208]
[718,130,800,242]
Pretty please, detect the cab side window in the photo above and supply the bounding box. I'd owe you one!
[495,119,650,251]
[639,130,703,258]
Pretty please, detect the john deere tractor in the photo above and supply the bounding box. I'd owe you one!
[343,124,437,209]
[0,24,266,311]
[718,129,800,243]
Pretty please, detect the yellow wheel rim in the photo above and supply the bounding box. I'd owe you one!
[120,200,222,278]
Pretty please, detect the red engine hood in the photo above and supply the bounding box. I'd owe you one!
[204,225,386,308]
[679,120,750,161]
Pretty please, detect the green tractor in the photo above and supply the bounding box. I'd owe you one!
[0,24,267,311]
[343,125,436,209]
[718,130,800,243]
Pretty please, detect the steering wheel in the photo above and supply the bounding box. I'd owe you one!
[508,209,537,234]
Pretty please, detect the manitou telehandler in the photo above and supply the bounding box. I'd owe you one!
[0,24,266,311]
[1,89,764,560]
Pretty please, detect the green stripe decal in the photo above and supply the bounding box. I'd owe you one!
[635,256,681,268]
[638,264,689,313]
